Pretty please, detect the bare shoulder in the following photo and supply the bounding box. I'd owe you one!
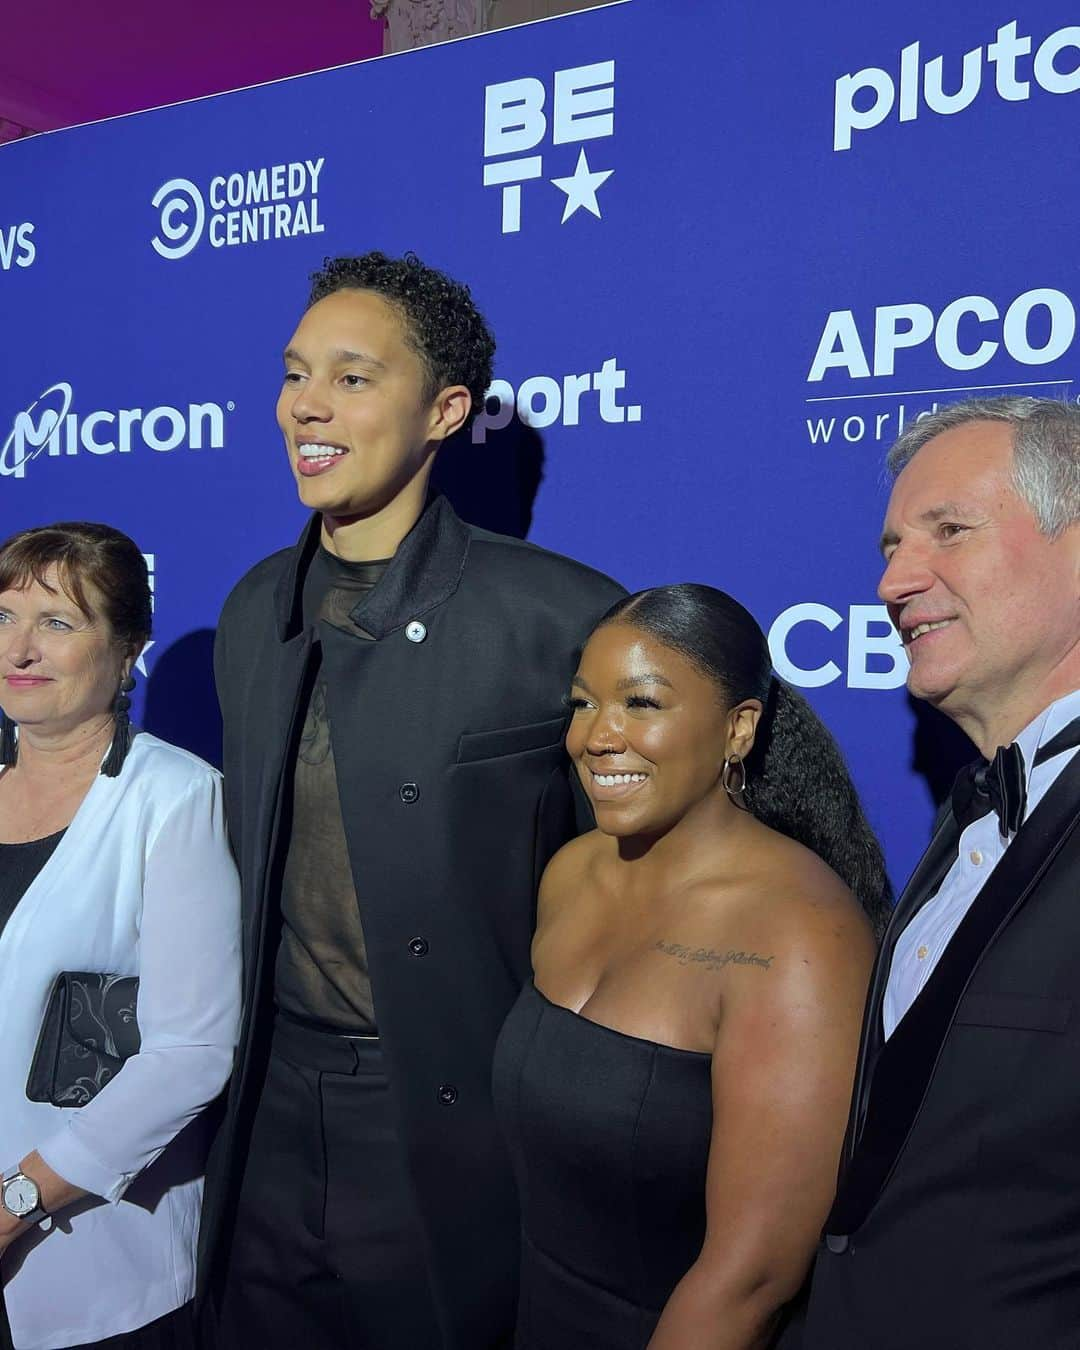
[537,830,607,921]
[673,832,877,1012]
[742,825,872,925]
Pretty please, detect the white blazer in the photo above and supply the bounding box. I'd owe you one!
[0,733,241,1350]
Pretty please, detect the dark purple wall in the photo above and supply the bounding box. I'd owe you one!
[0,0,384,133]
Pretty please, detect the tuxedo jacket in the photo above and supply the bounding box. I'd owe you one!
[198,494,623,1349]
[795,751,1080,1350]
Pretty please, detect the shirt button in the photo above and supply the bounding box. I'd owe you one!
[408,936,429,957]
[399,782,420,804]
[437,1083,458,1105]
[917,945,929,961]
[405,620,427,643]
[969,849,984,865]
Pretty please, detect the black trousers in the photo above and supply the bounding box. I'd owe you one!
[217,1016,442,1350]
[75,1306,198,1349]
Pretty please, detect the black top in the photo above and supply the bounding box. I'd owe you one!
[0,829,66,941]
[273,547,389,1033]
[493,979,713,1350]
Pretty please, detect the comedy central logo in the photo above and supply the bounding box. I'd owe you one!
[151,158,326,261]
[0,382,230,479]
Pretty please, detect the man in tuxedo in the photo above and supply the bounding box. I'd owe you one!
[795,395,1080,1349]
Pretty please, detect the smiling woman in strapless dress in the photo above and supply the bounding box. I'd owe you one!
[493,584,891,1350]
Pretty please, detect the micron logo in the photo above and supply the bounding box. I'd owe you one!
[1,382,229,479]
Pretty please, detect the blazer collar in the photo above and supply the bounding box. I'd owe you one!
[272,493,471,642]
[828,751,1080,1239]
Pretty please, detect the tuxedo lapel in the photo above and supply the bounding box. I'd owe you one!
[887,812,962,937]
[828,752,1080,1238]
[839,813,959,1171]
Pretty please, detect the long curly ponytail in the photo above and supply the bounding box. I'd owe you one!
[744,679,891,935]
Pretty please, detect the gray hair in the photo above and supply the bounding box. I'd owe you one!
[886,396,1080,538]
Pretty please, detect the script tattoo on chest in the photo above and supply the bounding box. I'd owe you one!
[654,940,775,972]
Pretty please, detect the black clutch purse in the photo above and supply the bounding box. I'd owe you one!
[26,973,141,1108]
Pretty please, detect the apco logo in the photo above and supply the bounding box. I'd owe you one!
[0,382,230,479]
[1,222,36,271]
[835,20,1080,151]
[808,287,1075,383]
[151,158,326,260]
[802,285,1076,448]
[768,603,906,691]
[483,61,615,234]
[472,358,641,443]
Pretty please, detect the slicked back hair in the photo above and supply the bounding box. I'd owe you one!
[887,396,1080,538]
[596,585,892,934]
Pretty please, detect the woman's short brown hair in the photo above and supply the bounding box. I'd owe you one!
[0,521,152,655]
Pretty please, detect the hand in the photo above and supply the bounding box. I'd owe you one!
[0,1151,85,1260]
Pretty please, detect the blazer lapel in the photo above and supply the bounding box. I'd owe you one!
[347,493,470,639]
[272,514,321,641]
[828,752,1080,1237]
[270,493,471,643]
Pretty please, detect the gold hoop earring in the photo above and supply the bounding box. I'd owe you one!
[722,753,747,806]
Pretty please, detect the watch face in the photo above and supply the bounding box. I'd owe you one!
[3,1175,40,1217]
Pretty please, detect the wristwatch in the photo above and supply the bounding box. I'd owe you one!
[1,1171,49,1225]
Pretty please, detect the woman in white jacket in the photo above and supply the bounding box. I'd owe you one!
[0,522,241,1350]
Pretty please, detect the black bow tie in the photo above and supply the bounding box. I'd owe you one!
[951,715,1080,836]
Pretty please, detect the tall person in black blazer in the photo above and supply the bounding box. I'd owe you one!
[792,396,1080,1350]
[200,252,623,1349]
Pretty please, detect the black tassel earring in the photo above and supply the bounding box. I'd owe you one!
[0,713,17,767]
[101,674,136,778]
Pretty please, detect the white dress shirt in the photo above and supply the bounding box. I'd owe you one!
[883,688,1080,1041]
[0,733,241,1350]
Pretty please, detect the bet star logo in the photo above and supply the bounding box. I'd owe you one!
[482,61,617,234]
[551,148,614,223]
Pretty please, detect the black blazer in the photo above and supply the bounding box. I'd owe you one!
[198,495,623,1348]
[793,750,1080,1350]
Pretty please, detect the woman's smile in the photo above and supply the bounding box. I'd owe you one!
[586,768,650,801]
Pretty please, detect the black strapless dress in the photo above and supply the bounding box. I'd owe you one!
[493,980,713,1350]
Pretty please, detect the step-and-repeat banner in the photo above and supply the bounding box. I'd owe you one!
[2,0,1077,884]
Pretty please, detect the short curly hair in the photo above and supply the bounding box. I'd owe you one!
[308,252,496,428]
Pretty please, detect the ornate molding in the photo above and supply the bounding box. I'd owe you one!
[372,0,490,51]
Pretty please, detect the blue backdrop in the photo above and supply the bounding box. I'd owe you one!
[2,0,1078,886]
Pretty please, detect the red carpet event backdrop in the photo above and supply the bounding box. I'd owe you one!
[1,0,1077,885]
